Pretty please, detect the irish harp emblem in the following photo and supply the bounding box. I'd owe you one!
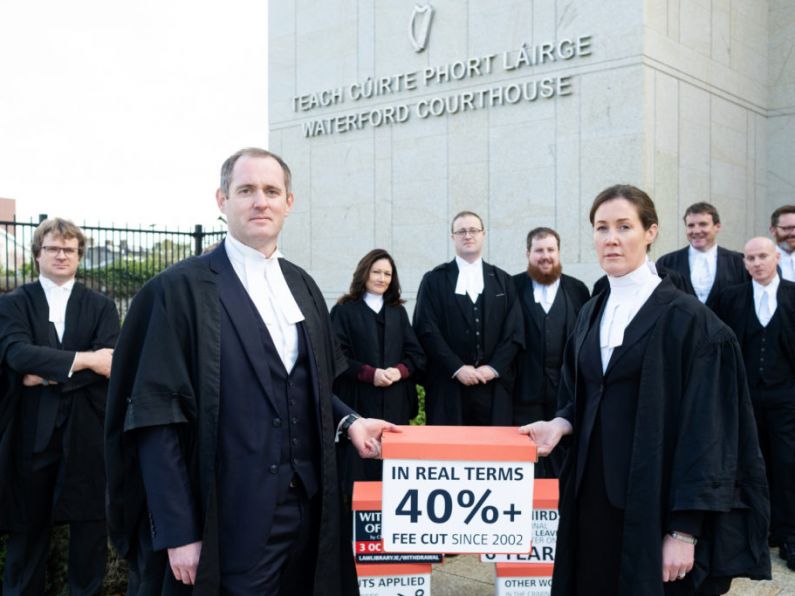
[409,4,434,53]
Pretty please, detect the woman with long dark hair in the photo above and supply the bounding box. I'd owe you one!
[520,185,770,595]
[331,249,425,492]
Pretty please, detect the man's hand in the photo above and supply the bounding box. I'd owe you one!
[475,365,497,383]
[454,365,485,386]
[348,418,401,459]
[168,540,202,585]
[373,368,395,387]
[662,534,695,582]
[518,418,572,456]
[73,348,114,378]
[22,374,55,387]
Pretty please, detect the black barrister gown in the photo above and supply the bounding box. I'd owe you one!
[413,260,524,425]
[512,273,589,478]
[552,278,770,596]
[331,299,425,493]
[105,250,356,596]
[0,282,119,531]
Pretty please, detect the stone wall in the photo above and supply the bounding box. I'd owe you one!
[269,0,787,300]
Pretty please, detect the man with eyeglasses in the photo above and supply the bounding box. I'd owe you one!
[0,217,119,595]
[413,211,523,426]
[770,205,795,282]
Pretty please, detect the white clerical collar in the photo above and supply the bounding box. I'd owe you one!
[39,275,75,342]
[224,233,304,325]
[607,259,659,294]
[39,275,75,293]
[689,243,718,260]
[752,274,780,298]
[454,255,484,302]
[364,292,384,313]
[225,232,284,267]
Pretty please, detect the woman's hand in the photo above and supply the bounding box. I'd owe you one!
[518,417,572,456]
[661,533,695,582]
[373,368,395,387]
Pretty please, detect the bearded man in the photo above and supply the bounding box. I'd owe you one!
[769,205,795,282]
[512,227,588,478]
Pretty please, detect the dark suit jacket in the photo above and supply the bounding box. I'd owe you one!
[0,281,119,530]
[714,279,795,385]
[106,243,355,595]
[655,245,748,309]
[512,273,589,405]
[413,259,524,425]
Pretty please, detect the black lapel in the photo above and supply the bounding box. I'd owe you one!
[705,249,725,304]
[280,260,326,422]
[519,275,544,333]
[574,291,606,369]
[561,278,578,332]
[27,282,53,347]
[676,247,691,280]
[61,282,85,351]
[483,261,502,331]
[210,244,278,410]
[445,260,471,323]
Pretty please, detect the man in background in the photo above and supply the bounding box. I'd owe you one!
[413,210,523,426]
[512,227,589,477]
[656,202,746,309]
[0,218,119,595]
[716,237,795,572]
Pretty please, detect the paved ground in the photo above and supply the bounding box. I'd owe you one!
[430,550,795,595]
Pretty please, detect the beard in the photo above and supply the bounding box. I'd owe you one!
[527,260,562,285]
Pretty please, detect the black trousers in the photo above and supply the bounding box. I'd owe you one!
[220,480,320,595]
[752,385,795,544]
[3,425,106,596]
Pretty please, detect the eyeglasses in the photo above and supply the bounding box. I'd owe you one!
[41,246,78,257]
[775,225,795,233]
[452,228,484,237]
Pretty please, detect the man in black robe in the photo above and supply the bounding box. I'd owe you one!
[0,218,119,595]
[716,236,795,571]
[413,210,523,425]
[656,202,747,309]
[105,148,394,595]
[512,227,588,477]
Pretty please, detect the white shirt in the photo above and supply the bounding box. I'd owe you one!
[39,275,75,342]
[532,278,560,314]
[224,234,305,372]
[454,256,484,303]
[688,244,718,303]
[364,292,384,313]
[776,246,795,282]
[752,275,779,327]
[599,261,661,373]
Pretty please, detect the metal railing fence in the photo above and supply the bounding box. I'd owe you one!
[0,216,226,316]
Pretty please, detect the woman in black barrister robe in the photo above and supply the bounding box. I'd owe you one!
[520,185,770,596]
[331,249,425,493]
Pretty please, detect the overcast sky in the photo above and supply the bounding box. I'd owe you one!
[0,0,268,231]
